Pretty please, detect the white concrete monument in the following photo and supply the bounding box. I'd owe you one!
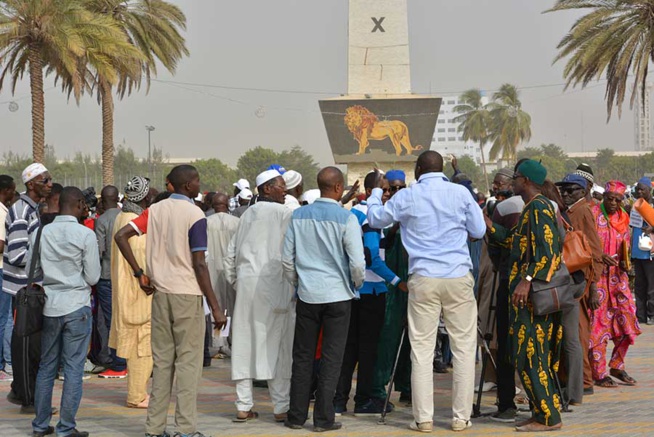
[348,0,411,95]
[319,0,441,183]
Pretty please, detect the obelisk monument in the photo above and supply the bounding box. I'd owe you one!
[319,0,441,183]
[348,0,411,95]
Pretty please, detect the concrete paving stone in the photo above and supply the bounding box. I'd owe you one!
[1,326,654,436]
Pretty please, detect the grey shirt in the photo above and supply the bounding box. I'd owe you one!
[28,215,101,317]
[95,207,121,280]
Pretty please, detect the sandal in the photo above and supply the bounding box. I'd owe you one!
[594,376,618,388]
[233,410,259,423]
[610,369,637,385]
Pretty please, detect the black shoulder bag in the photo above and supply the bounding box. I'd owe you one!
[14,226,46,337]
[526,206,576,316]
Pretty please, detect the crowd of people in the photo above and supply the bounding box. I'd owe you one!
[0,151,648,436]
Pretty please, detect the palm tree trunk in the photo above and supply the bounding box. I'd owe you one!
[28,44,45,163]
[100,78,115,186]
[479,139,490,194]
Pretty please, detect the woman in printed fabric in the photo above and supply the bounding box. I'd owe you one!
[590,180,641,388]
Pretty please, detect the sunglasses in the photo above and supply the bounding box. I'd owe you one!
[35,177,52,185]
[389,185,406,192]
[559,186,583,195]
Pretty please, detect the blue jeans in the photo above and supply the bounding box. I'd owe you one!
[96,279,126,371]
[0,272,13,369]
[33,306,92,436]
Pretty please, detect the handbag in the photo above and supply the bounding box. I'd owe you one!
[561,217,593,274]
[638,233,653,252]
[526,207,576,316]
[14,225,46,337]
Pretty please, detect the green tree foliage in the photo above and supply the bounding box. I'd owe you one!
[487,84,532,161]
[235,146,320,190]
[191,159,237,194]
[453,89,492,193]
[548,0,654,119]
[0,0,140,163]
[453,155,484,190]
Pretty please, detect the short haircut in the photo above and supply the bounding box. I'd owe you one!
[59,186,84,209]
[364,172,378,191]
[168,165,198,190]
[153,191,172,204]
[0,175,14,191]
[49,183,64,197]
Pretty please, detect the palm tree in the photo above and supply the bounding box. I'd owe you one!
[453,89,491,193]
[0,0,135,163]
[487,84,532,162]
[84,0,189,185]
[548,0,654,120]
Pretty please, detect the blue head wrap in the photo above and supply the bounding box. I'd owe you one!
[386,169,406,183]
[638,177,652,187]
[267,164,286,175]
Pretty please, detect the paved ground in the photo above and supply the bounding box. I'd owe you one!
[1,325,653,437]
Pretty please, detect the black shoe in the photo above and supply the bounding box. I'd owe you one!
[22,406,58,415]
[202,359,211,368]
[145,432,171,437]
[433,360,448,373]
[313,422,342,433]
[399,392,412,404]
[253,380,268,388]
[32,426,54,437]
[284,420,303,430]
[68,430,89,437]
[6,390,22,405]
[583,387,594,395]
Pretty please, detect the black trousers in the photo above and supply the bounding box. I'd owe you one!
[9,295,41,407]
[334,293,386,408]
[495,278,516,412]
[287,299,351,428]
[634,258,654,322]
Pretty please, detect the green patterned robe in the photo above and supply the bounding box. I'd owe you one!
[370,227,412,399]
[509,194,563,426]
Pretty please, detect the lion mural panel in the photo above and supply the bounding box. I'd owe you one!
[344,105,423,156]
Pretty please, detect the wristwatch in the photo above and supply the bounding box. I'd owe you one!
[525,275,533,282]
[133,268,144,278]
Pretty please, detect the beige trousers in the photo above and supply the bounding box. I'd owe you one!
[408,273,477,423]
[145,293,205,435]
[126,355,153,406]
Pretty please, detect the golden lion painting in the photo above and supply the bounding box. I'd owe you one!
[344,105,423,156]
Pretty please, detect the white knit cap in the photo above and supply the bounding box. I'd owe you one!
[283,170,302,190]
[233,178,250,191]
[22,163,48,183]
[255,169,282,187]
[238,188,253,200]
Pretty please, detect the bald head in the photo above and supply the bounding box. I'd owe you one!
[416,151,444,179]
[317,167,345,201]
[59,186,86,220]
[212,192,229,213]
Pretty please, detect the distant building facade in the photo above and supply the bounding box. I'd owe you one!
[430,95,490,164]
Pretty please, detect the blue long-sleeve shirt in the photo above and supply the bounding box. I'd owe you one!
[351,203,400,295]
[367,172,486,279]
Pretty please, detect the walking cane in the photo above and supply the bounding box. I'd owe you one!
[472,269,499,418]
[378,326,406,425]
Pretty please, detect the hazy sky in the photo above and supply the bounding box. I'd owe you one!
[0,0,637,167]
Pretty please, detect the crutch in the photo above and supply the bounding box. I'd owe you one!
[378,326,407,425]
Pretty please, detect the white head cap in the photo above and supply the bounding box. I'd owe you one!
[283,170,302,190]
[301,189,320,205]
[592,184,605,195]
[22,163,48,184]
[238,188,253,200]
[233,178,250,191]
[194,192,203,202]
[255,169,282,188]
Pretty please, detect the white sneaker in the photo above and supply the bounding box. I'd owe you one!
[474,381,496,393]
[4,364,12,375]
[452,418,472,432]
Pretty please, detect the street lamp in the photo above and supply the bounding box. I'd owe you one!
[146,125,155,180]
